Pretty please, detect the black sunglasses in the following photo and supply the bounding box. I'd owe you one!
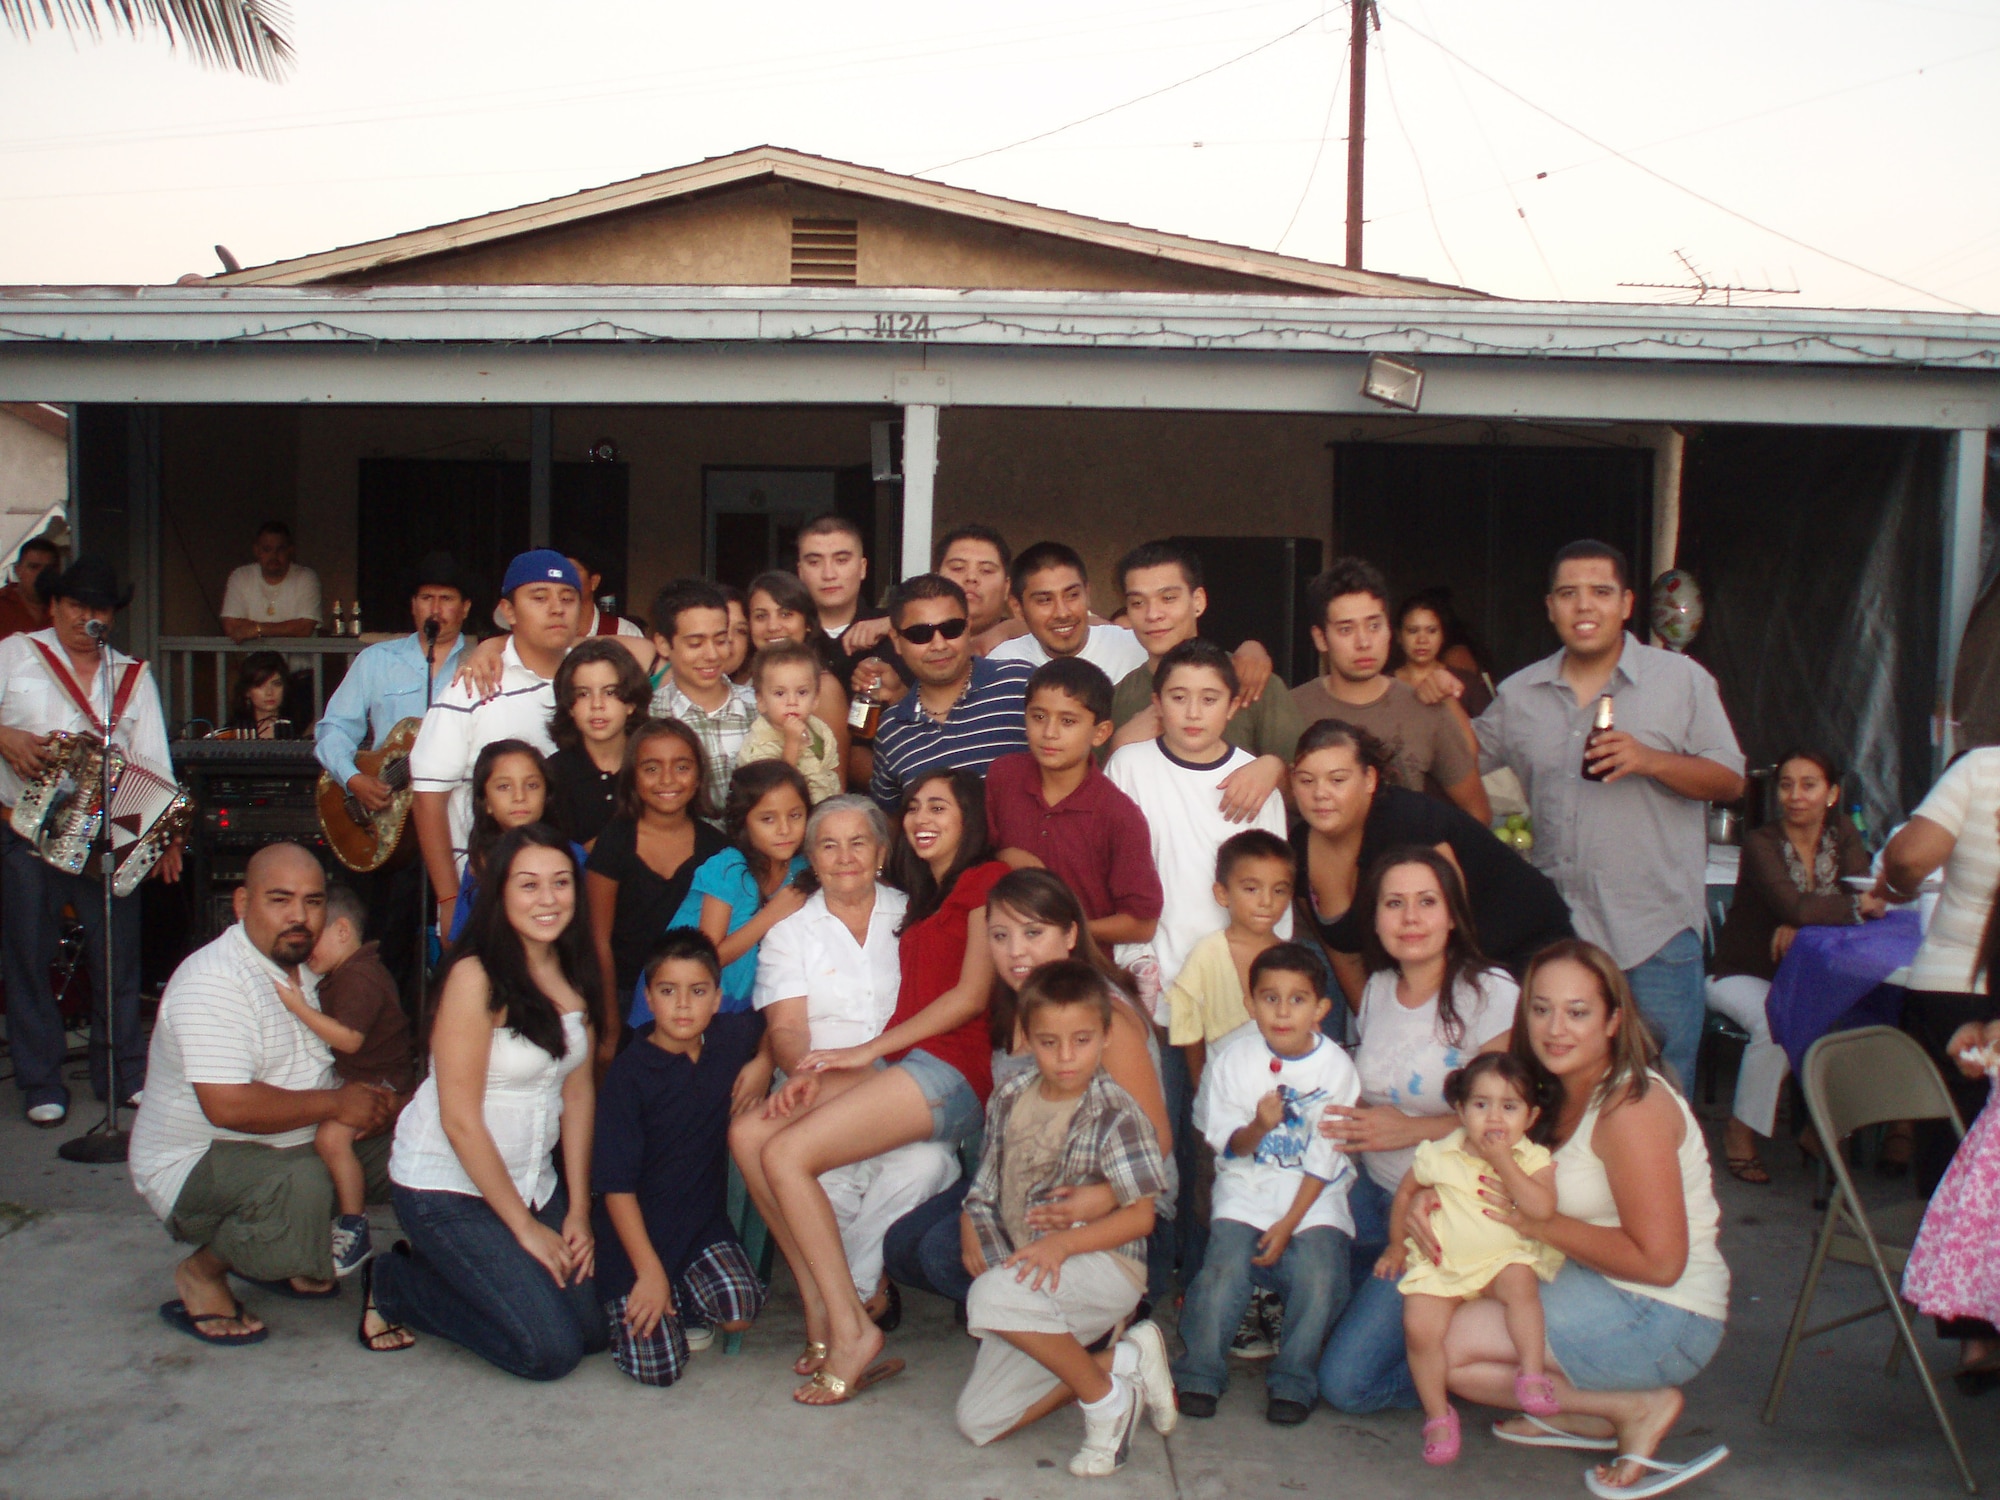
[896,617,970,645]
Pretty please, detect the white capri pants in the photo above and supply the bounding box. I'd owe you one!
[956,1250,1143,1447]
[821,1141,961,1301]
[1705,974,1787,1138]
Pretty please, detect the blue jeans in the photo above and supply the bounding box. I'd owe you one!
[1543,1261,1725,1390]
[1625,928,1705,1097]
[2,826,143,1110]
[375,1183,608,1381]
[1173,1219,1350,1408]
[882,1178,974,1305]
[1158,1043,1204,1286]
[1318,1171,1420,1412]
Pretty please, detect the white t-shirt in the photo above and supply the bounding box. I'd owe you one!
[408,638,561,871]
[221,561,322,628]
[1195,1027,1359,1234]
[753,885,909,1051]
[1103,738,1290,994]
[1353,967,1520,1192]
[1908,747,2000,995]
[128,923,333,1220]
[988,623,1148,681]
[0,628,173,809]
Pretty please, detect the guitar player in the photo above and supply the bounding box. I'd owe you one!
[313,552,474,999]
[0,556,178,1129]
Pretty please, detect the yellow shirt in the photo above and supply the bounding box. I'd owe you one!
[1399,1127,1563,1299]
[1166,930,1255,1047]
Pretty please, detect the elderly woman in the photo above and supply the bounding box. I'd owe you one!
[1428,939,1730,1497]
[732,772,1005,1404]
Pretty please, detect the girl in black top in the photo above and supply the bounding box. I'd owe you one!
[1289,719,1571,1001]
[546,638,652,848]
[585,719,728,1061]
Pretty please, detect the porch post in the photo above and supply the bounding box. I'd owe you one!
[529,407,553,547]
[128,407,161,666]
[1938,427,1988,769]
[900,403,940,580]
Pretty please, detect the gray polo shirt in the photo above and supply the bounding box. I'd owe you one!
[1474,632,1743,969]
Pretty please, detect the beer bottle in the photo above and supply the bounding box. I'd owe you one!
[1581,695,1614,782]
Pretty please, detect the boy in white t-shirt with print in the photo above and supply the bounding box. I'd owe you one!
[1171,943,1359,1426]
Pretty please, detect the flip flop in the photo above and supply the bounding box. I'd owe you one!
[1491,1414,1619,1451]
[159,1298,268,1347]
[234,1273,340,1301]
[1582,1446,1730,1499]
[793,1357,905,1405]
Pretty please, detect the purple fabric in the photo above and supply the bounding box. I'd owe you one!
[1766,908,1924,1076]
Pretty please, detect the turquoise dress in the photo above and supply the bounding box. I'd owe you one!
[628,847,810,1022]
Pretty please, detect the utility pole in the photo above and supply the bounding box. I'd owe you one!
[1345,0,1377,270]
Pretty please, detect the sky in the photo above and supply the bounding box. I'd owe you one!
[2,0,1998,311]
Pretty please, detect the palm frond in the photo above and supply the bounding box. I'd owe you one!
[2,0,294,81]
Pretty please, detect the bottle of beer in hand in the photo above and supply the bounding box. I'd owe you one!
[1581,695,1615,782]
[848,661,883,742]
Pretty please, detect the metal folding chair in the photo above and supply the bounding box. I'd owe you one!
[1761,1025,1978,1493]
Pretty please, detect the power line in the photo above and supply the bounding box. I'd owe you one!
[1275,37,1346,251]
[1380,3,1983,312]
[1373,26,1462,284]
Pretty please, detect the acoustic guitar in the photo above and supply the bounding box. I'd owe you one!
[317,716,421,872]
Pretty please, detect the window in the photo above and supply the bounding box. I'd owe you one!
[791,218,858,285]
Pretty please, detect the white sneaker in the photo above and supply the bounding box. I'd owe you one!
[684,1325,715,1353]
[1069,1378,1142,1478]
[1120,1321,1179,1435]
[26,1102,65,1126]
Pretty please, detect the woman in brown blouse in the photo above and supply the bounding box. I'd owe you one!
[1708,750,1883,1181]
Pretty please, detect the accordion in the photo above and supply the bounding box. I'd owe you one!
[10,731,192,896]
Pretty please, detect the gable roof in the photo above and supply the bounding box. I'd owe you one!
[209,145,1483,298]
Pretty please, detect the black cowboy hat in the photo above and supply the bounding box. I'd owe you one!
[409,550,476,600]
[39,555,133,611]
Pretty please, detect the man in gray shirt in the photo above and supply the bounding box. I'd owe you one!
[1475,540,1745,1093]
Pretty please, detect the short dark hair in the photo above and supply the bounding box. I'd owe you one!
[641,928,722,988]
[1017,959,1115,1033]
[798,513,865,548]
[1548,539,1630,592]
[888,573,969,627]
[1293,716,1394,776]
[1026,657,1114,723]
[16,536,58,564]
[564,547,601,581]
[616,719,715,823]
[649,579,731,644]
[1152,637,1238,698]
[933,523,1012,573]
[255,519,292,542]
[1116,540,1202,596]
[1307,557,1390,627]
[1248,941,1328,996]
[322,883,368,938]
[1443,1051,1548,1114]
[548,638,652,752]
[1009,540,1088,600]
[1215,828,1292,885]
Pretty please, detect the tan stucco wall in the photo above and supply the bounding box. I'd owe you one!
[0,406,68,561]
[330,180,1316,296]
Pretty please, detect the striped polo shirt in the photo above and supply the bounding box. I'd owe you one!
[869,654,1033,813]
[408,638,560,873]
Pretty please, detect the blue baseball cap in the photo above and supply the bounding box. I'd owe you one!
[501,549,582,598]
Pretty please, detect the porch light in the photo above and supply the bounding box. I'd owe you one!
[1361,353,1424,412]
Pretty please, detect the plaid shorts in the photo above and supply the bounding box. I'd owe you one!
[604,1238,766,1387]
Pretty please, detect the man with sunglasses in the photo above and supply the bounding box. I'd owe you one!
[868,574,1033,815]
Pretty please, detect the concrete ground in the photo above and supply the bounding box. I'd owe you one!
[0,1064,1993,1500]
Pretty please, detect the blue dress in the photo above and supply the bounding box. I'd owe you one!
[628,847,809,1023]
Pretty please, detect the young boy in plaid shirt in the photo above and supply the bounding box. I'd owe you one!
[954,962,1179,1477]
[592,930,768,1386]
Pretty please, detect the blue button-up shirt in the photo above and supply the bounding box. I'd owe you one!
[315,631,470,787]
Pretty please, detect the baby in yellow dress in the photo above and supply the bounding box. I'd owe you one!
[1376,1052,1564,1466]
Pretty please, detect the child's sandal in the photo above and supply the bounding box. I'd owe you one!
[1422,1407,1461,1466]
[1514,1371,1560,1417]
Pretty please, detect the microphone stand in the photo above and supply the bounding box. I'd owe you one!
[61,620,128,1164]
[414,618,438,1046]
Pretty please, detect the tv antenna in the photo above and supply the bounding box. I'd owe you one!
[1619,249,1799,306]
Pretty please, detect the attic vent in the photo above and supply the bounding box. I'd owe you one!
[791,218,858,285]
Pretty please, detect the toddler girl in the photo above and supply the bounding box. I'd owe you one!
[1377,1051,1564,1465]
[448,739,582,944]
[736,641,841,804]
[1903,1019,2000,1386]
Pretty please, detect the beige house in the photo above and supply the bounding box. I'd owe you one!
[0,402,69,574]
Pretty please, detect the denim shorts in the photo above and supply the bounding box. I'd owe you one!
[894,1048,981,1148]
[1543,1261,1725,1391]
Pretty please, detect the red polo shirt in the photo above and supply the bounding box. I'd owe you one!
[983,751,1164,925]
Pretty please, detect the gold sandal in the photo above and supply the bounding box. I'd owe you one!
[794,1340,829,1375]
[794,1358,905,1406]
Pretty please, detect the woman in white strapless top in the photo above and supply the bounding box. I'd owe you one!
[1417,939,1731,1496]
[362,826,607,1379]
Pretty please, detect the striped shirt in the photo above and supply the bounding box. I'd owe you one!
[868,654,1033,813]
[650,677,758,814]
[409,638,559,872]
[1908,747,2000,994]
[128,923,333,1220]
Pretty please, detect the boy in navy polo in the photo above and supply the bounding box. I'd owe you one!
[593,930,768,1386]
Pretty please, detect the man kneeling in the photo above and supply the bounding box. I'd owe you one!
[129,844,396,1345]
[955,962,1177,1477]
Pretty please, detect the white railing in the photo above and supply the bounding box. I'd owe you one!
[156,635,375,736]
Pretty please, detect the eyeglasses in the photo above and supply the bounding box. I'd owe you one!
[896,617,970,645]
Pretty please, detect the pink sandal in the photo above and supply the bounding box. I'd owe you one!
[1422,1406,1461,1465]
[1515,1371,1560,1417]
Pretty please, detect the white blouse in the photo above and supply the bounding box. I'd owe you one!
[752,885,908,1050]
[390,1010,588,1210]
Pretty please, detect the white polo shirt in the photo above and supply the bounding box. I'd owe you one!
[128,923,333,1220]
[988,622,1148,682]
[753,885,909,1050]
[409,638,560,871]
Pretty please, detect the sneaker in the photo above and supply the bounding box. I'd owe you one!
[1120,1321,1179,1434]
[1069,1377,1142,1478]
[330,1214,374,1277]
[1230,1299,1275,1361]
[26,1102,66,1128]
[1257,1287,1286,1349]
[1176,1389,1219,1419]
[684,1323,715,1353]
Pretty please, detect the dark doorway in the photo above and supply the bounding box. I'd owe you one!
[1333,442,1653,679]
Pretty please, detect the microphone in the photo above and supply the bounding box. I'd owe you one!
[84,619,107,640]
[422,617,441,642]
